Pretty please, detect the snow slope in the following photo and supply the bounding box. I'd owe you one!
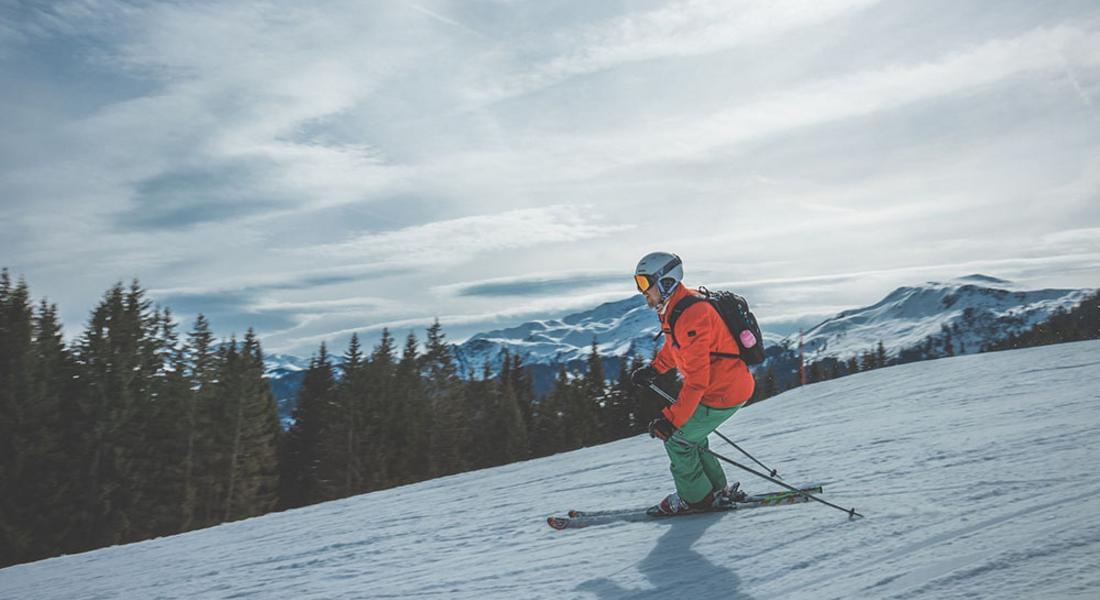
[3,341,1099,599]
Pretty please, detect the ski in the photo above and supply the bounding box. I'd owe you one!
[548,485,823,530]
[565,485,820,518]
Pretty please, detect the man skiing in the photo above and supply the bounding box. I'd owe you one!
[631,252,756,515]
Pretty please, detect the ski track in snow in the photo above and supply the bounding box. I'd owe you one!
[2,341,1099,599]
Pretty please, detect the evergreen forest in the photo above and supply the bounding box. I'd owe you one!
[0,271,667,568]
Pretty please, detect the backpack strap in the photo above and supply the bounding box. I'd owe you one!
[666,294,704,348]
[711,351,743,360]
[666,291,744,360]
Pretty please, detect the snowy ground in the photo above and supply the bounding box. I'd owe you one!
[3,341,1100,599]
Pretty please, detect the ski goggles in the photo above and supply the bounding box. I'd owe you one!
[634,256,681,293]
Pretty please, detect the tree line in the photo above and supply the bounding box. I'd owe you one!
[278,325,673,507]
[0,271,670,568]
[984,292,1100,352]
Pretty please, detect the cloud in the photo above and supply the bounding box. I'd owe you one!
[406,3,485,38]
[1038,228,1100,251]
[154,286,398,341]
[155,289,301,335]
[515,25,1100,176]
[251,297,393,312]
[281,287,638,347]
[148,264,409,302]
[437,270,625,297]
[117,161,292,230]
[472,0,882,104]
[302,205,634,267]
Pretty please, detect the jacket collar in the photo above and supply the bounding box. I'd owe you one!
[659,283,696,323]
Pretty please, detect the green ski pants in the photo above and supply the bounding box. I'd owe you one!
[664,404,741,504]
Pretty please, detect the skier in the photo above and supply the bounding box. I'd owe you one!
[631,252,756,515]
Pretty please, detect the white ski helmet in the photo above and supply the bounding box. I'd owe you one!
[634,252,683,300]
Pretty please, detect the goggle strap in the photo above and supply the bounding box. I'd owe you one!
[653,256,681,280]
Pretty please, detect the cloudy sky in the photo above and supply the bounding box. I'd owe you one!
[2,0,1099,356]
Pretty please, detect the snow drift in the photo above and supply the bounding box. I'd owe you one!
[2,341,1099,599]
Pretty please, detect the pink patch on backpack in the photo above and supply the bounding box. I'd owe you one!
[739,330,757,348]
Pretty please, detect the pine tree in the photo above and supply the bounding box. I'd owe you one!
[0,278,77,566]
[219,336,248,521]
[280,344,336,508]
[320,334,364,498]
[530,366,569,457]
[860,349,877,372]
[0,273,35,565]
[222,330,279,520]
[493,358,529,463]
[72,281,160,549]
[504,352,535,439]
[368,330,397,489]
[599,358,632,442]
[28,299,80,560]
[464,364,496,469]
[422,320,466,477]
[135,308,191,538]
[580,340,608,445]
[391,332,428,484]
[196,337,237,524]
[186,315,221,529]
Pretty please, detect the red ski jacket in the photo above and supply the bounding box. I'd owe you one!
[652,284,756,427]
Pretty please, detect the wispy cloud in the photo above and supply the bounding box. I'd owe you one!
[530,25,1100,171]
[302,205,634,267]
[406,3,485,38]
[472,0,882,104]
[435,269,625,298]
[283,288,639,347]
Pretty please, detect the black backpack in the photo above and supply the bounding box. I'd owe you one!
[666,286,766,365]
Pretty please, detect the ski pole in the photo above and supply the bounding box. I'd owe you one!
[649,383,782,479]
[672,436,863,519]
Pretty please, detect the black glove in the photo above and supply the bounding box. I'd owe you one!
[648,417,677,441]
[631,365,658,387]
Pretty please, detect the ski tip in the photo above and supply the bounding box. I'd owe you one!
[547,516,569,530]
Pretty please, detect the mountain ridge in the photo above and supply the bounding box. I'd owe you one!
[266,275,1095,414]
[450,274,1093,375]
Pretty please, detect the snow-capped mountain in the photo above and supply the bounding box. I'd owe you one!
[263,353,310,373]
[781,274,1094,363]
[267,274,1094,412]
[451,295,658,379]
[452,274,1094,377]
